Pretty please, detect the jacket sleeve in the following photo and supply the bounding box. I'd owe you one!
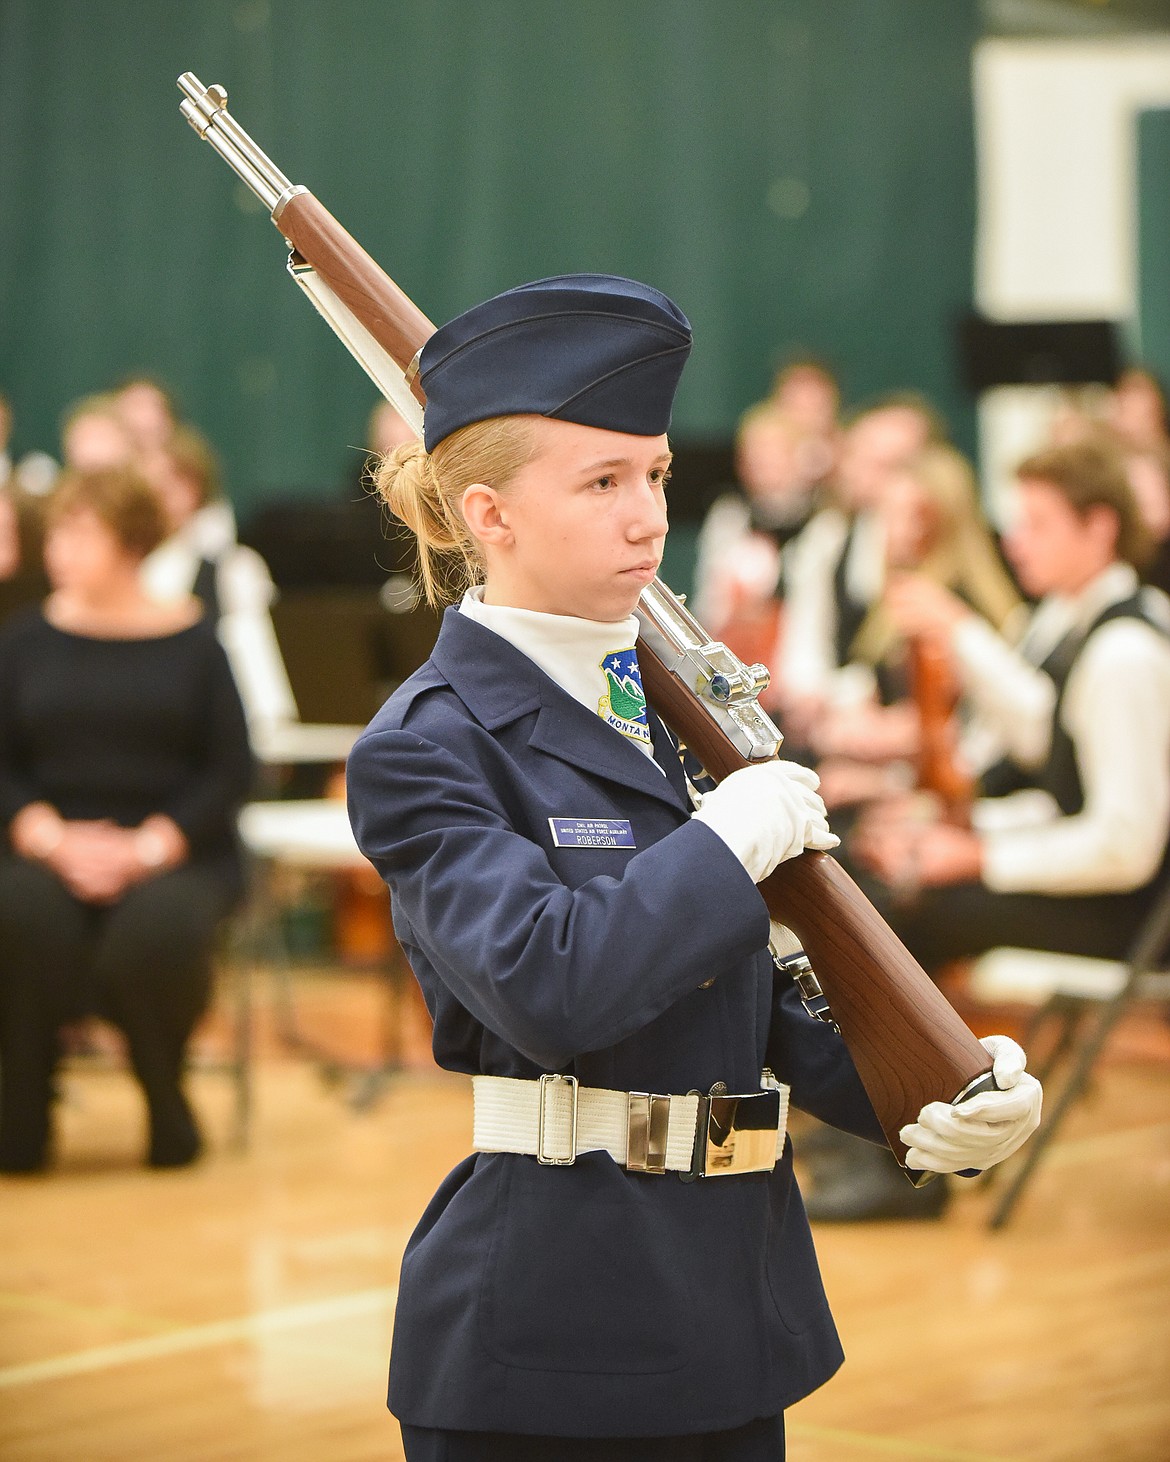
[347,726,772,1070]
[767,978,886,1145]
[162,637,254,850]
[0,623,41,828]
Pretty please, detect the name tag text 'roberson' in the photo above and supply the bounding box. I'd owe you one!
[549,818,636,849]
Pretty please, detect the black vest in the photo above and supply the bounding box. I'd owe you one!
[981,592,1170,898]
[832,516,870,668]
[191,556,221,622]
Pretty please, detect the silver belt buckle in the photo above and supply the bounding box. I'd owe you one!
[626,1091,672,1174]
[701,1087,781,1177]
[536,1073,578,1165]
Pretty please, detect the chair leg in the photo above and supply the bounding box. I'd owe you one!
[990,989,1132,1229]
[230,950,253,1151]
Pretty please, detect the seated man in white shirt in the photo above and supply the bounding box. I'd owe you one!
[804,439,1170,1222]
[861,438,1170,968]
[777,394,947,743]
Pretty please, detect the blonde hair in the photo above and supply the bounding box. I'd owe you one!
[850,444,1021,667]
[374,416,538,606]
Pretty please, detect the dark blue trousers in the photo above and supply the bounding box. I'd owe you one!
[400,1414,785,1460]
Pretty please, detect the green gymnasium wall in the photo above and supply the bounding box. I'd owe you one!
[1138,108,1170,392]
[0,0,979,510]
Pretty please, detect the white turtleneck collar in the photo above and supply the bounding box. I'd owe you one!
[459,586,658,760]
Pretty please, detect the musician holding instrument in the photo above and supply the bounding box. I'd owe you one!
[802,439,1170,1223]
[343,277,1042,1459]
[859,440,1170,968]
[812,444,1021,814]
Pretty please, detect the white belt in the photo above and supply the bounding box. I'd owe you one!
[473,1071,790,1179]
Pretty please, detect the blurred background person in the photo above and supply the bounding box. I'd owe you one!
[813,443,1022,810]
[60,392,137,474]
[768,357,842,489]
[140,424,292,740]
[776,393,948,745]
[692,406,813,692]
[113,375,180,458]
[692,368,860,714]
[0,390,57,501]
[1128,441,1170,594]
[0,393,52,628]
[1108,365,1169,455]
[0,481,49,630]
[365,397,417,465]
[0,466,252,1173]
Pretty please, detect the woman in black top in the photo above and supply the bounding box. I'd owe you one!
[0,467,252,1172]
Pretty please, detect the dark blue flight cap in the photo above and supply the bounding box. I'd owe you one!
[418,274,692,451]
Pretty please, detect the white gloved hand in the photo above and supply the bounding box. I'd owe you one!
[693,760,839,883]
[900,1034,1043,1175]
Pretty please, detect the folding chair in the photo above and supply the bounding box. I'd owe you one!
[236,799,409,1108]
[968,871,1170,1228]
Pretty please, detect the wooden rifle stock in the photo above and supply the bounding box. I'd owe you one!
[272,190,434,407]
[636,641,993,1165]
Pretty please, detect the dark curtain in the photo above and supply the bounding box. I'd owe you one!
[0,0,979,509]
[1138,108,1170,391]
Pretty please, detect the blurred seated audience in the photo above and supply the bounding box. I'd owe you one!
[0,468,252,1172]
[805,439,1170,1222]
[140,426,295,741]
[777,393,947,743]
[813,445,1022,808]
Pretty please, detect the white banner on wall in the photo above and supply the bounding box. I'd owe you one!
[975,36,1170,322]
[973,37,1170,519]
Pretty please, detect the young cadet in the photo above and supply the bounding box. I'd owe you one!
[345,275,1042,1461]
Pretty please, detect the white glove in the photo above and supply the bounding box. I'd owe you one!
[900,1035,1043,1175]
[693,760,839,883]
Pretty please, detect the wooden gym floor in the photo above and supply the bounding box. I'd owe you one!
[0,967,1167,1462]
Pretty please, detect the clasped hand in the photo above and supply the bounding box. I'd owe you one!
[901,1035,1043,1174]
[47,821,153,903]
[693,759,838,883]
[852,798,983,889]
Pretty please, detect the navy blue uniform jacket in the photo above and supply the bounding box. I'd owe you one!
[347,607,884,1438]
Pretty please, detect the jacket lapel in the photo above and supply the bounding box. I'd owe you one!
[430,608,688,813]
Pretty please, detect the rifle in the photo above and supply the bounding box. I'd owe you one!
[178,73,994,1174]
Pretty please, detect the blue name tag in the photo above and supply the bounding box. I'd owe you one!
[549,817,636,849]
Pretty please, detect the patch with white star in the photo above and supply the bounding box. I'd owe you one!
[598,647,652,746]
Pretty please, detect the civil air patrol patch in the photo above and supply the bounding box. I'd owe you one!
[598,647,652,746]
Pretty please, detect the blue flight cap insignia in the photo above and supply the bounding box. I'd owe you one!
[419,274,693,450]
[598,647,651,746]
